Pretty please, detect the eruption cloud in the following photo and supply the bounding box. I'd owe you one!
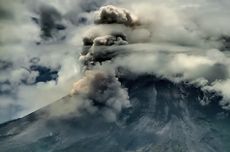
[71,69,130,121]
[94,5,139,26]
[69,5,137,120]
[70,3,230,120]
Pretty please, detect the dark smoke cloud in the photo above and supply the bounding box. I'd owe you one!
[94,5,139,26]
[71,70,130,120]
[80,32,128,66]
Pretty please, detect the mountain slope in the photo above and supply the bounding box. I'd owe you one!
[0,76,230,152]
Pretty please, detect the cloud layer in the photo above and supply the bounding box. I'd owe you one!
[1,0,230,123]
[78,1,230,112]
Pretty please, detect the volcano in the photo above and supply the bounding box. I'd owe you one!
[0,75,230,152]
[1,1,230,152]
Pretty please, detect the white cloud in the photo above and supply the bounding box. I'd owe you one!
[0,0,85,122]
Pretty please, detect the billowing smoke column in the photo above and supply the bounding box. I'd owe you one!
[71,5,138,120]
[79,5,141,67]
[80,32,128,67]
[71,70,130,121]
[94,5,139,26]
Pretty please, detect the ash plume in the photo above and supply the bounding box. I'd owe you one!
[94,5,139,26]
[80,32,128,66]
[67,5,142,120]
[70,69,130,121]
[79,5,142,68]
[72,3,230,115]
